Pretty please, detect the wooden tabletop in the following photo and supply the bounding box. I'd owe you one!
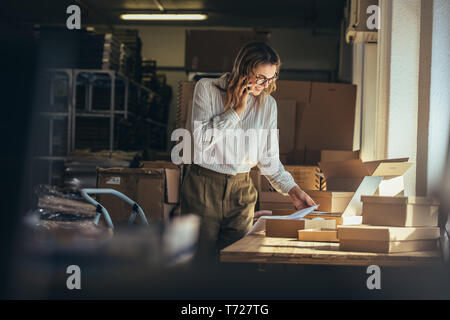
[220,232,442,267]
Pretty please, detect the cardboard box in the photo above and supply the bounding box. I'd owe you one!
[319,158,413,193]
[339,239,438,253]
[185,30,270,72]
[266,218,336,238]
[277,100,297,154]
[321,150,360,162]
[361,196,440,227]
[177,93,296,160]
[303,176,383,226]
[284,165,321,191]
[304,190,354,212]
[177,79,358,165]
[337,225,440,241]
[97,163,181,224]
[176,81,196,130]
[293,82,357,164]
[304,212,363,226]
[259,192,296,210]
[140,161,180,204]
[254,165,321,193]
[298,228,339,242]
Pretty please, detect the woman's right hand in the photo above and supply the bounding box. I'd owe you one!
[234,77,252,116]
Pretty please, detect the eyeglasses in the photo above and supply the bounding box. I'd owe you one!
[253,72,278,85]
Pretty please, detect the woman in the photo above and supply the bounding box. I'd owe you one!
[181,41,316,263]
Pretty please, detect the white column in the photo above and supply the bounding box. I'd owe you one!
[386,0,422,196]
[428,0,450,196]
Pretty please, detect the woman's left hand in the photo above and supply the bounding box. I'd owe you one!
[288,186,317,210]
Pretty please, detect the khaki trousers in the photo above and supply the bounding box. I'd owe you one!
[181,164,258,263]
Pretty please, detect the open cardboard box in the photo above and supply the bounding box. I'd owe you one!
[268,176,384,227]
[304,176,384,226]
[319,158,413,195]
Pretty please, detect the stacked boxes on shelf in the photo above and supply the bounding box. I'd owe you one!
[111,28,143,83]
[141,59,157,89]
[101,33,121,71]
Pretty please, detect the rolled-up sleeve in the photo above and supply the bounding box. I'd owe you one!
[257,98,298,195]
[191,79,240,152]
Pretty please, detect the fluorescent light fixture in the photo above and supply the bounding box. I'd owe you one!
[120,14,207,21]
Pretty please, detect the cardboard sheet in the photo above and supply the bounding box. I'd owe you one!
[247,205,319,235]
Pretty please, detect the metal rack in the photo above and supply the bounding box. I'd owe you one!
[33,68,167,185]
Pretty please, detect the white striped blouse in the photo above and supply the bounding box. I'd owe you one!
[190,72,297,195]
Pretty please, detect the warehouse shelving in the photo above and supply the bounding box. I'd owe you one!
[33,68,166,186]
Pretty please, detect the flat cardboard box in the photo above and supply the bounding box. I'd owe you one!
[361,195,440,227]
[339,239,438,253]
[266,218,336,238]
[277,100,297,154]
[303,190,354,212]
[321,150,360,162]
[97,163,181,224]
[337,225,440,241]
[319,158,413,192]
[298,228,339,242]
[185,30,270,72]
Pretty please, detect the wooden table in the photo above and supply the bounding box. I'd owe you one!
[220,232,442,267]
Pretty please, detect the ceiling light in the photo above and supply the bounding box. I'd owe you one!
[120,14,208,21]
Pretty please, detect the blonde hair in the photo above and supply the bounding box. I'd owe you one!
[215,41,281,110]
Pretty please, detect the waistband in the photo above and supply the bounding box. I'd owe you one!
[189,164,250,181]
